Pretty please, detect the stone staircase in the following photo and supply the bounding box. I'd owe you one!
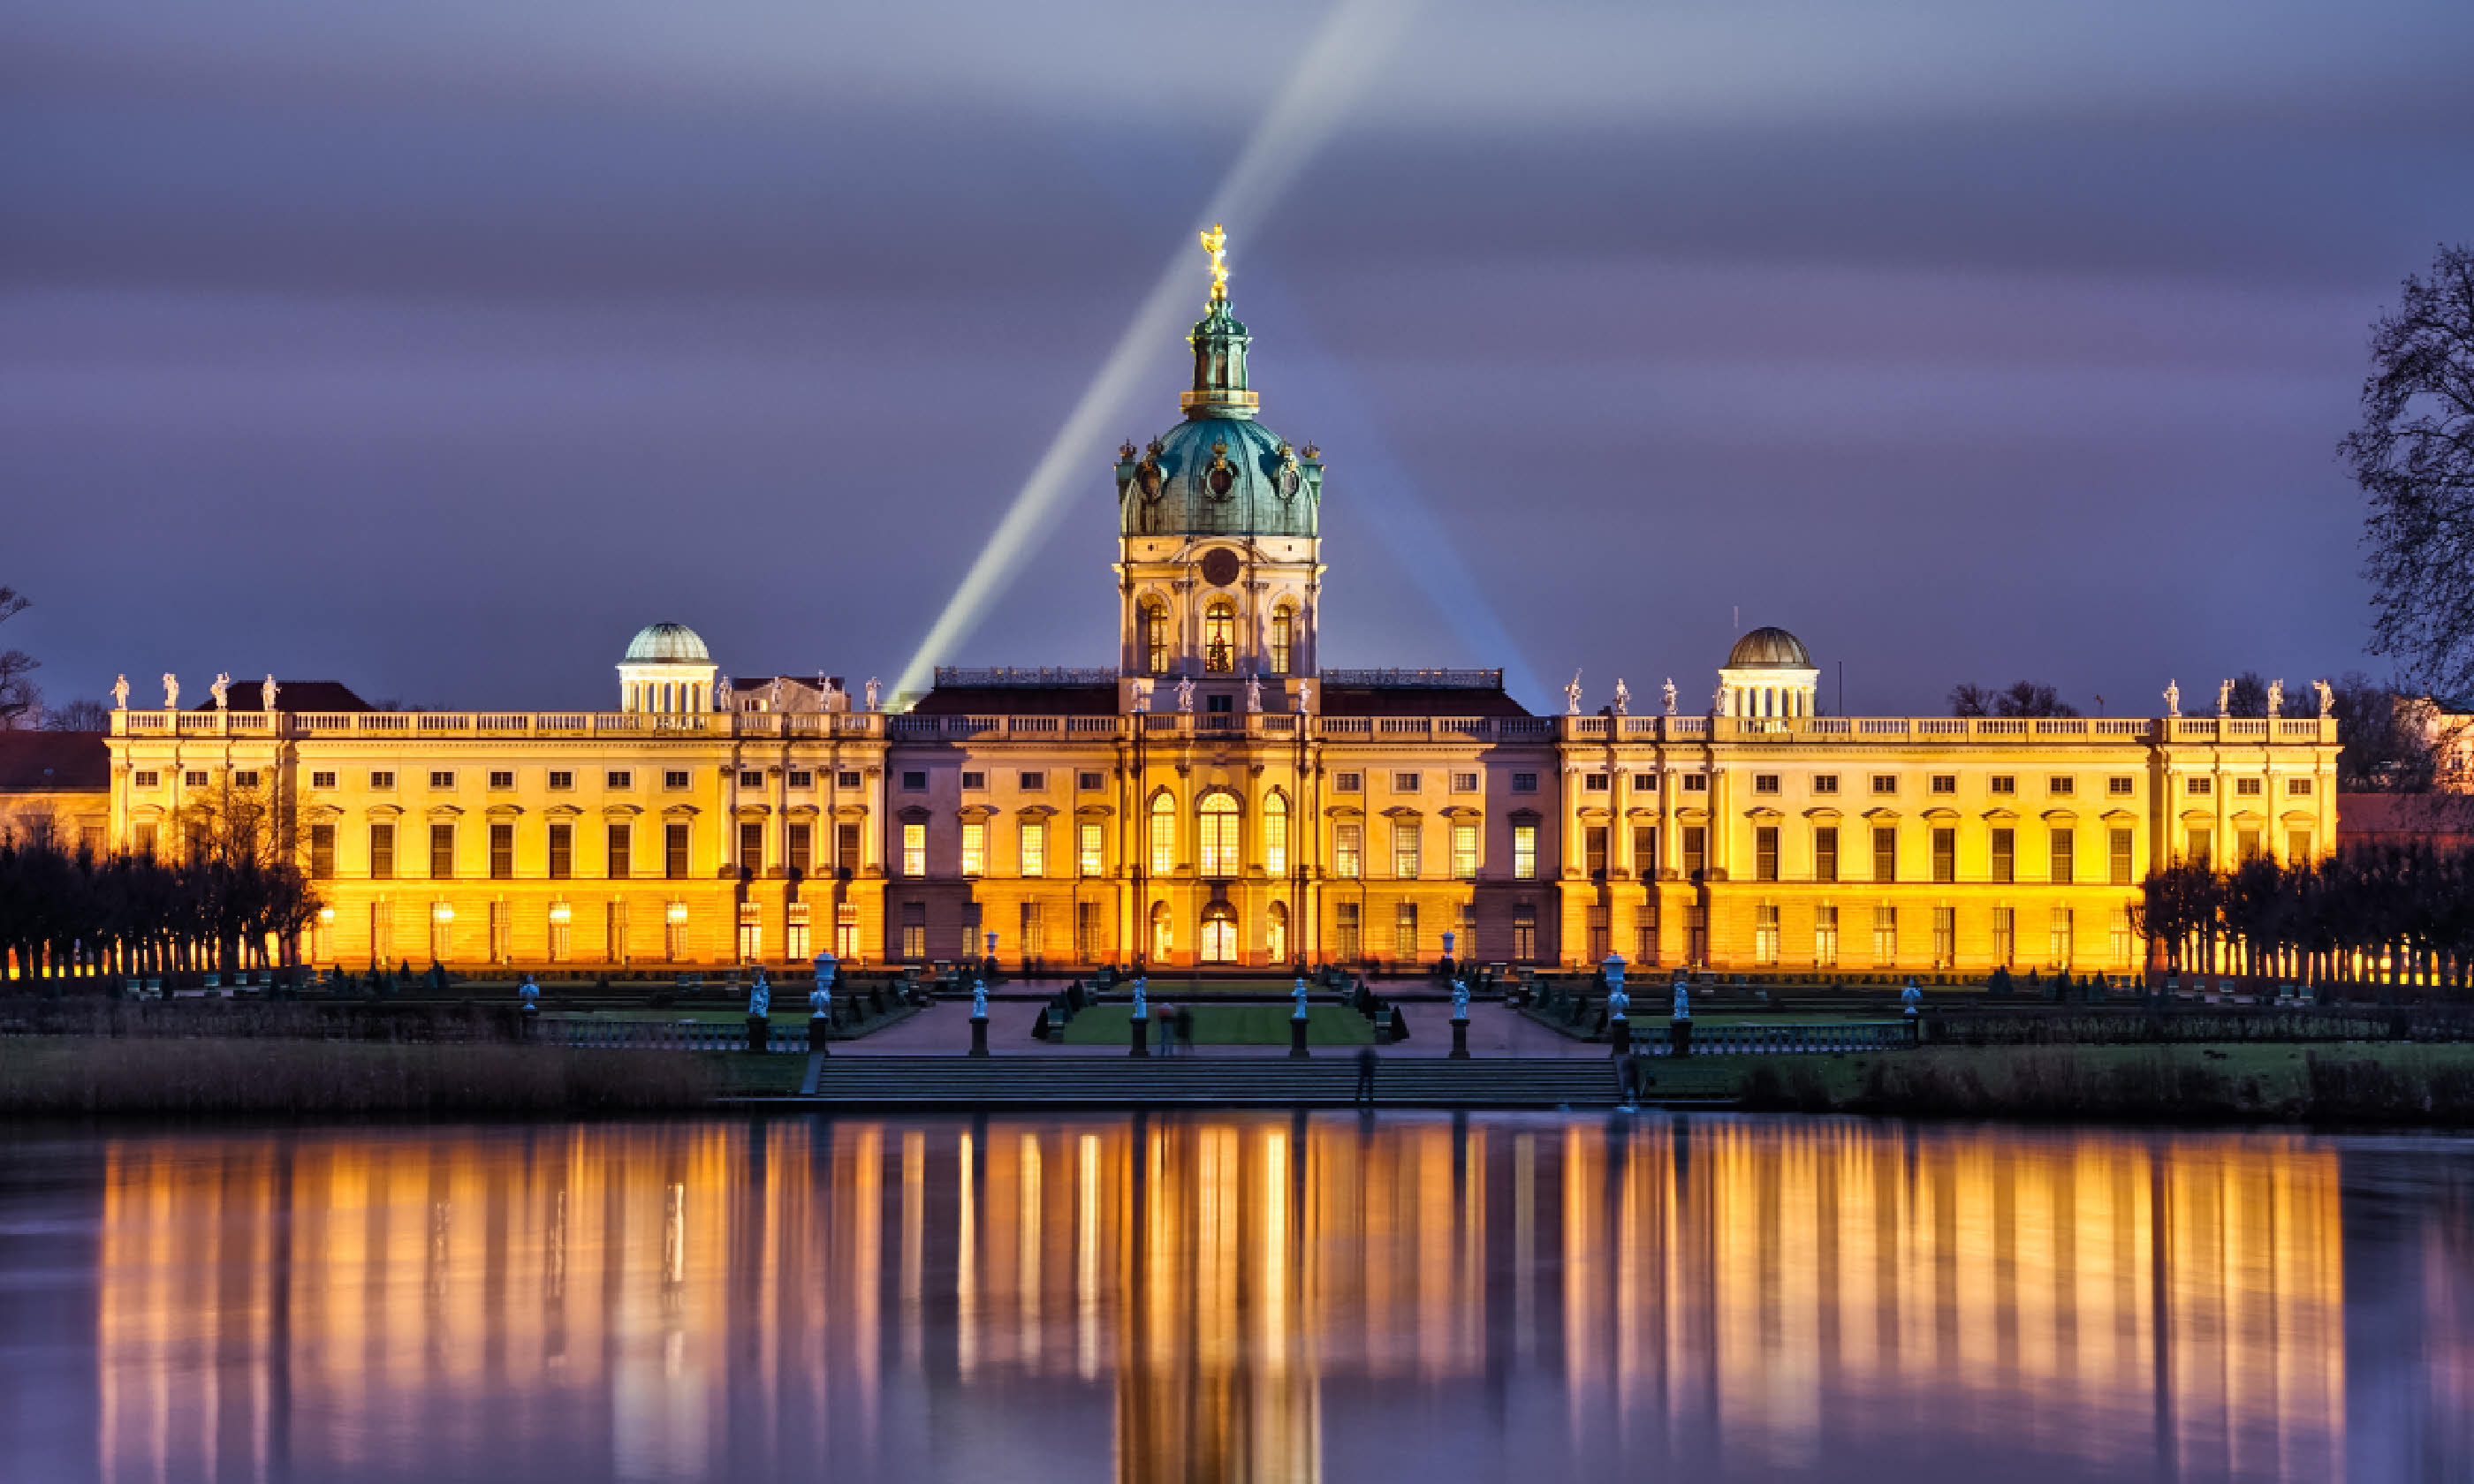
[778,1056,1731,1109]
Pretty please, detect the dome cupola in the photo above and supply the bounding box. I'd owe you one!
[1718,625,1819,722]
[617,622,718,713]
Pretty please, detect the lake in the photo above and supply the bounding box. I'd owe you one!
[4,1113,2469,1482]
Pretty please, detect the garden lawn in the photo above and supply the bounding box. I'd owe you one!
[1062,1003,1374,1047]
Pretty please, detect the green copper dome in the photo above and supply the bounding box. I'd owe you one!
[1117,277,1322,538]
[623,622,711,663]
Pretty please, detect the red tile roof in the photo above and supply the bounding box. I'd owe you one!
[2337,792,2474,852]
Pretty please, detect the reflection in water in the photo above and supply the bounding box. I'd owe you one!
[44,1115,2463,1482]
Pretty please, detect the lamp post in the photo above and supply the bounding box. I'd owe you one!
[1603,952,1631,1056]
[1129,975,1150,1056]
[968,978,990,1056]
[809,951,837,1055]
[1289,976,1310,1058]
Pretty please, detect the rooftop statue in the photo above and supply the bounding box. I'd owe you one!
[1564,671,1582,716]
[209,673,231,710]
[162,674,179,709]
[262,674,278,712]
[2165,679,2180,717]
[2315,678,2334,718]
[1613,678,1629,716]
[1663,678,1677,716]
[112,675,129,710]
[1199,223,1230,300]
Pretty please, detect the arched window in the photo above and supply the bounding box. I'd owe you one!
[1150,900,1173,961]
[1265,901,1288,963]
[1149,792,1177,876]
[1262,791,1288,876]
[1203,600,1236,672]
[1198,792,1239,877]
[1144,602,1170,675]
[1269,606,1294,674]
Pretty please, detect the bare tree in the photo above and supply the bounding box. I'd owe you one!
[2226,672,2278,718]
[41,698,110,732]
[1947,682,1994,716]
[0,586,36,730]
[2345,243,2474,700]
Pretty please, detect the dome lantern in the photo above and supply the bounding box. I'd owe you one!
[1717,625,1819,723]
[617,622,719,713]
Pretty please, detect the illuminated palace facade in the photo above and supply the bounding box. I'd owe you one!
[100,248,2343,974]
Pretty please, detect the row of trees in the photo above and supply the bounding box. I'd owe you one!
[0,787,319,982]
[2136,845,2474,993]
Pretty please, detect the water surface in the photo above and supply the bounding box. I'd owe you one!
[4,1114,2470,1482]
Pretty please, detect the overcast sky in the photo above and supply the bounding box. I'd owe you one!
[5,0,2471,716]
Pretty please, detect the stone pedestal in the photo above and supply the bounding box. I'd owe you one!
[968,1016,990,1057]
[809,1015,832,1055]
[1610,1018,1631,1056]
[1130,1015,1150,1056]
[1449,1018,1469,1059]
[746,1014,769,1055]
[519,1006,538,1041]
[1289,1017,1309,1058]
[1669,1019,1692,1057]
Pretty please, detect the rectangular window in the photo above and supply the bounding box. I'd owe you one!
[961,771,986,791]
[370,770,395,790]
[784,902,809,962]
[1512,823,1537,881]
[490,823,513,880]
[901,771,928,792]
[838,770,862,789]
[739,770,764,789]
[1631,772,1657,790]
[1077,771,1104,791]
[429,823,454,878]
[1076,901,1102,961]
[1451,772,1480,793]
[1511,772,1537,793]
[2287,829,2311,862]
[307,770,334,790]
[429,770,455,790]
[1079,822,1104,876]
[1933,905,1955,966]
[1814,905,1840,967]
[902,823,927,877]
[2049,907,2075,967]
[1871,827,1896,883]
[2109,776,2136,796]
[1683,826,1707,880]
[1335,823,1362,879]
[1754,904,1780,965]
[1584,827,1608,876]
[836,901,860,958]
[1871,905,1898,967]
[664,823,689,878]
[1871,775,1897,795]
[1393,772,1421,793]
[899,902,926,960]
[1150,806,1175,876]
[134,769,162,789]
[489,770,514,790]
[1992,828,2015,883]
[1583,774,1610,792]
[1264,806,1288,876]
[2287,777,2313,797]
[2237,829,2262,861]
[1452,822,1478,880]
[1812,775,1839,795]
[2110,828,2134,885]
[1756,826,1780,882]
[1018,771,1045,791]
[2049,828,2075,884]
[2110,906,2133,971]
[549,770,573,791]
[1587,904,1608,962]
[1637,904,1658,965]
[231,770,261,789]
[837,822,860,874]
[607,824,630,879]
[604,900,626,963]
[1681,774,1707,793]
[605,770,631,790]
[309,824,335,879]
[739,822,763,874]
[1633,826,1657,878]
[664,770,689,790]
[1018,821,1045,878]
[2186,777,2212,796]
[1512,906,1537,964]
[1335,772,1362,793]
[1337,902,1362,962]
[787,770,813,790]
[2235,777,2263,797]
[2048,776,2076,797]
[1990,776,2016,796]
[1930,775,1956,795]
[1932,828,1955,883]
[787,823,811,875]
[1393,821,1421,878]
[960,822,986,877]
[1993,906,2015,965]
[1394,901,1418,958]
[2185,827,2210,866]
[549,823,572,880]
[1754,774,1780,795]
[1019,900,1045,957]
[1815,827,1839,882]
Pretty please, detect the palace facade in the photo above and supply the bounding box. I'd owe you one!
[99,245,2343,974]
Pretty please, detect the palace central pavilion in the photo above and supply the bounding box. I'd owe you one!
[101,243,2341,975]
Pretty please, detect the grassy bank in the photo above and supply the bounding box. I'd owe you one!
[1722,1043,2474,1124]
[1060,1003,1375,1047]
[0,1038,727,1115]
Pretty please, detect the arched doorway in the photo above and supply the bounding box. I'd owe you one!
[1150,901,1173,963]
[1265,901,1287,965]
[1200,903,1238,965]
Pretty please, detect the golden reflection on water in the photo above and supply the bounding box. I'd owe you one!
[90,1117,2349,1483]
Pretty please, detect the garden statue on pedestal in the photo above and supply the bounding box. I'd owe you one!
[1901,978,1922,1016]
[748,972,770,1018]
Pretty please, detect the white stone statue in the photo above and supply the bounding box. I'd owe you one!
[111,675,129,710]
[2164,679,2180,718]
[811,952,836,1017]
[2315,678,2334,718]
[261,674,278,712]
[971,980,988,1018]
[1245,675,1263,713]
[1175,677,1195,713]
[1132,977,1149,1019]
[210,673,231,710]
[162,674,179,709]
[748,971,770,1018]
[865,678,881,711]
[1613,678,1629,716]
[1670,973,1690,1021]
[715,676,733,711]
[1450,980,1469,1021]
[1712,684,1729,716]
[1293,977,1309,1020]
[1663,678,1677,716]
[2266,679,2283,718]
[2217,678,2233,717]
[1564,671,1583,716]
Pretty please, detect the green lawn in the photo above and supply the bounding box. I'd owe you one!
[1062,1003,1374,1047]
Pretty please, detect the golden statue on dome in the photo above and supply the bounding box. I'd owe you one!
[1199,223,1229,300]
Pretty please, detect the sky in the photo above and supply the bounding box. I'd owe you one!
[4,0,2472,716]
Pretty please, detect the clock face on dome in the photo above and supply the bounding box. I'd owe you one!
[1200,548,1241,587]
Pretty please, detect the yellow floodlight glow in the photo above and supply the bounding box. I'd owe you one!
[893,0,1423,700]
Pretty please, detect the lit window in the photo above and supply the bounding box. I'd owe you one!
[960,822,985,877]
[1393,821,1421,878]
[1334,822,1362,879]
[901,823,927,876]
[1203,600,1236,672]
[1263,792,1288,875]
[1199,793,1240,875]
[1144,601,1170,675]
[1452,822,1478,880]
[1270,607,1294,674]
[1019,821,1045,877]
[1150,793,1176,875]
[1514,824,1537,880]
[1079,822,1104,876]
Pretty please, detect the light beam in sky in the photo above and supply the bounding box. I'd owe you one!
[892,0,1423,701]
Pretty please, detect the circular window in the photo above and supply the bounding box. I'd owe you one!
[1200,548,1241,587]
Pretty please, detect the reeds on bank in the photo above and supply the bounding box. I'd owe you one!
[0,1039,719,1115]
